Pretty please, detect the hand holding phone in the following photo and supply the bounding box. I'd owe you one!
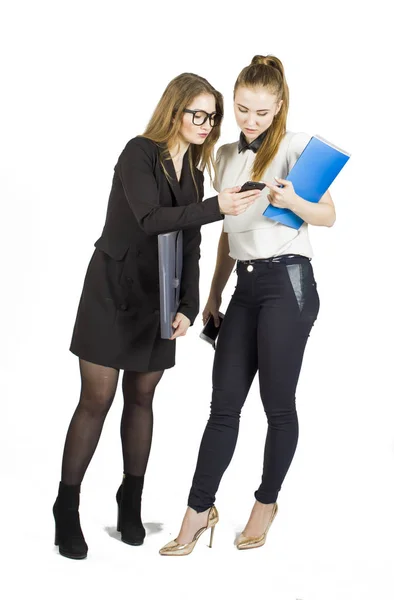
[218,186,260,215]
[200,312,225,348]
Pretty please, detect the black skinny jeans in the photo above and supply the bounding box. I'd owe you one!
[188,254,320,511]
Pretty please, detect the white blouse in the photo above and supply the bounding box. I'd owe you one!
[214,131,314,260]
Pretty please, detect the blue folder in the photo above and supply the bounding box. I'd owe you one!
[263,135,350,229]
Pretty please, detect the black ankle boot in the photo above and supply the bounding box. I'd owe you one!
[53,482,88,559]
[116,474,146,546]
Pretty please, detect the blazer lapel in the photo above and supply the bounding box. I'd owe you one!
[162,145,197,206]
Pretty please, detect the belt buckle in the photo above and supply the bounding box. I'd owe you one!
[242,259,254,272]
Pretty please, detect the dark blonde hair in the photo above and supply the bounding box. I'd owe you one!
[142,73,223,186]
[234,55,289,181]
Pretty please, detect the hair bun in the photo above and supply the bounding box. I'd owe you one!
[251,55,284,74]
[251,55,266,65]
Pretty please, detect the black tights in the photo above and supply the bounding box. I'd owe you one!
[61,359,164,485]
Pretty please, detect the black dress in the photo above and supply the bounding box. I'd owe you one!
[69,136,223,372]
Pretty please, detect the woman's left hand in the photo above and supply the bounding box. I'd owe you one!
[263,177,300,211]
[170,312,191,340]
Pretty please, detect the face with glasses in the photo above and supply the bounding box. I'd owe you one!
[178,93,221,146]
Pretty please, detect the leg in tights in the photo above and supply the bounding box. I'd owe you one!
[188,298,258,512]
[61,359,119,485]
[121,370,164,476]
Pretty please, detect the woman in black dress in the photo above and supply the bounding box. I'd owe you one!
[53,72,260,559]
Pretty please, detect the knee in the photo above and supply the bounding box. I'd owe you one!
[265,405,298,428]
[122,372,162,410]
[130,388,155,409]
[209,388,243,425]
[79,387,114,418]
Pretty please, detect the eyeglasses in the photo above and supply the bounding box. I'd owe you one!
[183,109,222,127]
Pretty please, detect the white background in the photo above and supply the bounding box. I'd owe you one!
[1,1,393,599]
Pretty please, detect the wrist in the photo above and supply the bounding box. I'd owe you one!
[177,306,194,325]
[289,193,303,212]
[209,288,222,301]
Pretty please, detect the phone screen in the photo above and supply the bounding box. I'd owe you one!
[200,313,224,345]
[240,181,266,192]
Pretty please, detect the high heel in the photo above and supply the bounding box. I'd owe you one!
[116,504,121,533]
[209,522,216,548]
[159,506,219,556]
[116,483,122,532]
[116,473,146,546]
[53,482,88,559]
[236,502,278,550]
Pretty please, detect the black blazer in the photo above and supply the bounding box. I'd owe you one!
[94,136,223,324]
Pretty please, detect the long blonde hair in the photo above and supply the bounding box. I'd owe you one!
[234,55,289,181]
[142,73,223,187]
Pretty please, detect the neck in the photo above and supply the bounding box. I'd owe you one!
[243,131,261,145]
[168,137,190,161]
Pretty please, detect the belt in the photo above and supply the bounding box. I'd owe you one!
[237,254,311,271]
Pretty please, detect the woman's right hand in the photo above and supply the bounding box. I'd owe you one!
[218,186,260,216]
[202,294,222,327]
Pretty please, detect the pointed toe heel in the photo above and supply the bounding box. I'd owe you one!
[159,505,219,557]
[236,502,278,550]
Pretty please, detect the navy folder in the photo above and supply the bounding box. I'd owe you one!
[263,135,350,229]
[158,231,183,339]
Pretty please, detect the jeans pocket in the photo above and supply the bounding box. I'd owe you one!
[286,263,307,311]
[285,262,319,321]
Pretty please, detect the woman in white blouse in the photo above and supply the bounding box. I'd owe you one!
[160,55,336,556]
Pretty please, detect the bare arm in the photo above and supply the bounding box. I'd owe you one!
[203,226,235,326]
[264,177,336,227]
[209,227,235,299]
[288,189,336,227]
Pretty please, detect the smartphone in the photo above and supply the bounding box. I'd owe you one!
[240,181,266,192]
[199,312,225,348]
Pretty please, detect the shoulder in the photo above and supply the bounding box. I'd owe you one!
[284,131,312,155]
[281,131,312,171]
[118,136,160,163]
[216,141,238,163]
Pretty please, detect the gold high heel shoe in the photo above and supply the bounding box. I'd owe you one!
[159,506,219,556]
[236,502,278,550]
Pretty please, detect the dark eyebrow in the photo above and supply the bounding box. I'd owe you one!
[237,103,269,112]
[190,108,216,113]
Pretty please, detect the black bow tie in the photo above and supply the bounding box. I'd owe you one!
[238,131,267,153]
